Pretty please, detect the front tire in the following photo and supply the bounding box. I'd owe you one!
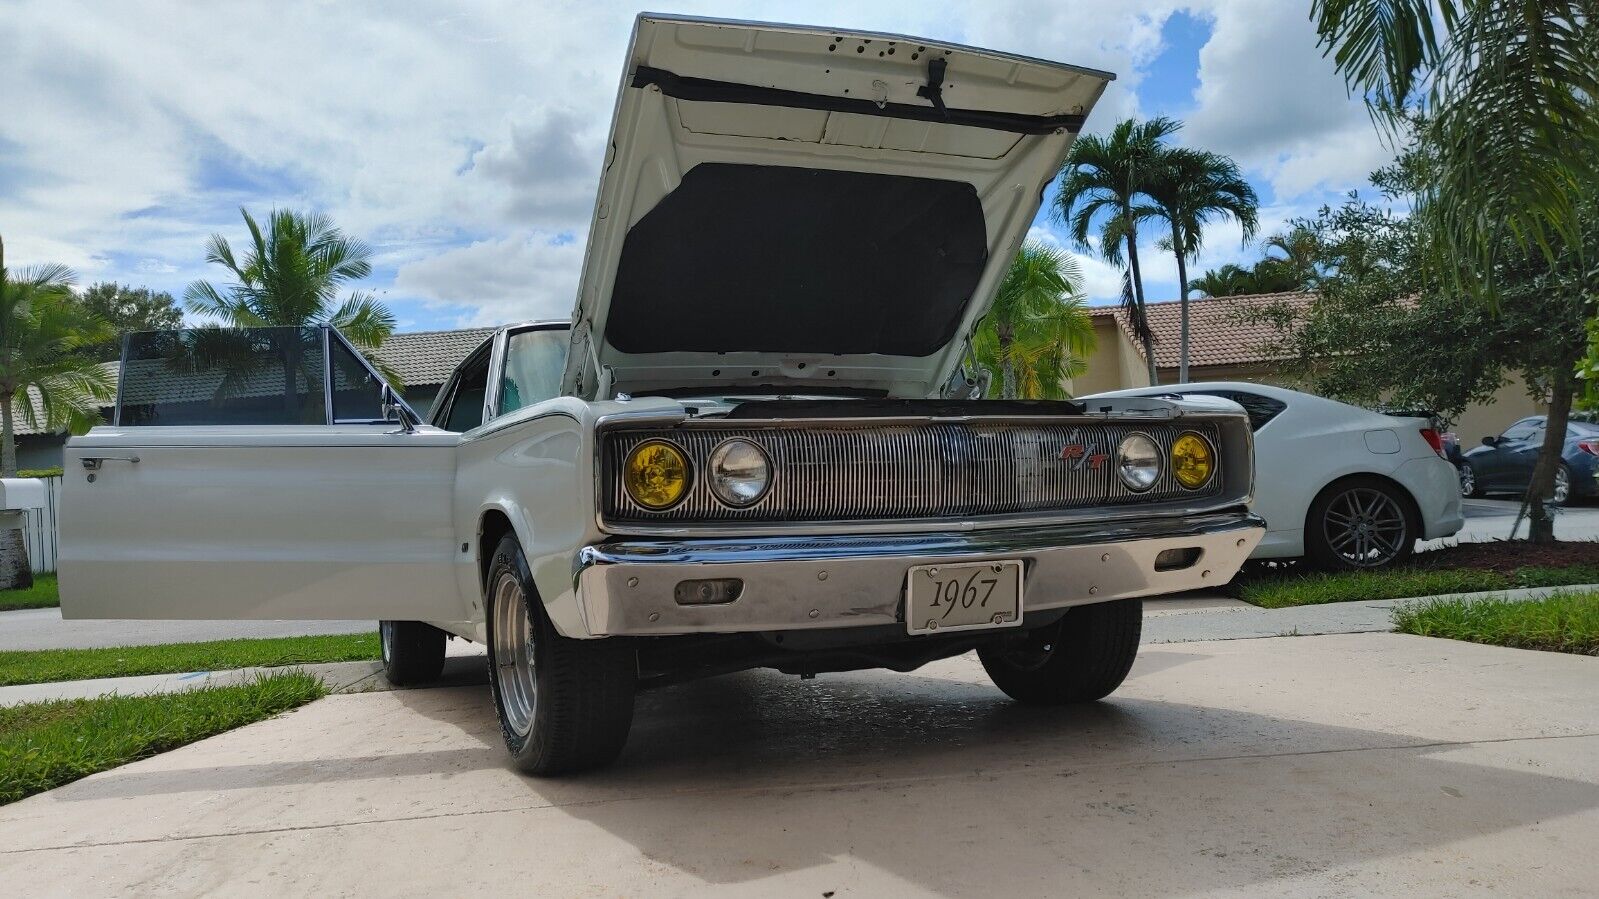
[977,599,1142,705]
[379,620,446,686]
[1458,462,1481,498]
[485,534,636,776]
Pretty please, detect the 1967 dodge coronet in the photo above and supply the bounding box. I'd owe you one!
[60,15,1264,774]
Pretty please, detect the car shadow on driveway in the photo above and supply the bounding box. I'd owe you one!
[35,642,1599,895]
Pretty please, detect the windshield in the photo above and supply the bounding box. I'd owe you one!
[499,328,568,416]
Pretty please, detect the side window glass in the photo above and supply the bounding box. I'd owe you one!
[329,338,384,422]
[1501,419,1539,442]
[498,329,568,416]
[443,360,490,432]
[1189,390,1286,432]
[120,327,327,425]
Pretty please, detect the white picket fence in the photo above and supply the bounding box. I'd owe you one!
[20,476,61,574]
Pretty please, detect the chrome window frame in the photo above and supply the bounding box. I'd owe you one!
[484,322,573,424]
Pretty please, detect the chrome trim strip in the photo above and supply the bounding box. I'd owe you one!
[580,511,1261,567]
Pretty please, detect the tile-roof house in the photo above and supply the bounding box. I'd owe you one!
[8,326,497,471]
[1067,289,1542,446]
[1070,292,1313,396]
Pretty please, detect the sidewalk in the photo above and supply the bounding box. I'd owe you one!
[1142,583,1599,644]
[0,645,488,707]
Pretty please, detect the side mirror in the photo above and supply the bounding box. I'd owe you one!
[1482,435,1498,447]
[382,384,414,432]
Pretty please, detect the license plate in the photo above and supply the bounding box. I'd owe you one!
[904,560,1023,635]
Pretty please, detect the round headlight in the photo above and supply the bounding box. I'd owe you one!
[623,440,690,510]
[1171,432,1215,489]
[1116,433,1162,492]
[707,438,771,507]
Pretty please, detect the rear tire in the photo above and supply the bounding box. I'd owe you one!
[977,599,1142,705]
[1305,476,1416,571]
[485,534,636,776]
[379,620,446,686]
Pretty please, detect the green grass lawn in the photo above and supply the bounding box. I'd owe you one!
[1394,591,1599,655]
[1237,563,1599,609]
[0,574,59,612]
[0,672,325,805]
[0,633,380,687]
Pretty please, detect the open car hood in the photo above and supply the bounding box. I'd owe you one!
[563,14,1113,399]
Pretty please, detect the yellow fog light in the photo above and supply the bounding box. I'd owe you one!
[1171,432,1215,489]
[624,440,690,509]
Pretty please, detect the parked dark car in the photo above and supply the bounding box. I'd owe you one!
[1458,415,1599,504]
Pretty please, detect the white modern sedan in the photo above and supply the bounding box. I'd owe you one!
[1084,382,1464,569]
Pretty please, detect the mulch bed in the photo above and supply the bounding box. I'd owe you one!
[1407,540,1599,574]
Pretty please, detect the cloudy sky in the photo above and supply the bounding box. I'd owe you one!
[1,0,1390,332]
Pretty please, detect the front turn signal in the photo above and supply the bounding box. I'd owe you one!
[1171,432,1215,490]
[624,440,690,509]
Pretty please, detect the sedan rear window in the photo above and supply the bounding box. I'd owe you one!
[1186,390,1287,432]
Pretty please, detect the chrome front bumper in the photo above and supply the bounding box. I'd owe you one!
[574,512,1265,637]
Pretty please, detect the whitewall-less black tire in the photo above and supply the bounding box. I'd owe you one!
[484,534,637,776]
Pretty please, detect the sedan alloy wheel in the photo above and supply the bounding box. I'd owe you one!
[1321,486,1409,568]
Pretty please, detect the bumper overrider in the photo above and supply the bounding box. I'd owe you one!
[575,511,1265,637]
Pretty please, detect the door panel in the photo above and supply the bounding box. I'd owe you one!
[60,427,464,620]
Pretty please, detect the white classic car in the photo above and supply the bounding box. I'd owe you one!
[60,15,1264,775]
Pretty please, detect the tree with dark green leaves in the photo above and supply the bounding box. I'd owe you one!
[0,235,116,588]
[1313,1,1598,290]
[73,282,184,362]
[1312,1,1599,540]
[1140,147,1259,382]
[1054,117,1180,384]
[972,243,1095,400]
[78,283,183,336]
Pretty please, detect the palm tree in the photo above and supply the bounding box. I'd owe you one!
[1190,264,1258,298]
[186,208,397,415]
[1141,147,1258,382]
[1054,117,1181,384]
[973,244,1095,399]
[1314,1,1598,543]
[1258,227,1323,290]
[0,235,116,588]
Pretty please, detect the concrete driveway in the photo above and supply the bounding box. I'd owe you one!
[2,632,1595,896]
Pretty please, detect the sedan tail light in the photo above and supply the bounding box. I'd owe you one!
[1419,428,1444,457]
[1578,440,1599,456]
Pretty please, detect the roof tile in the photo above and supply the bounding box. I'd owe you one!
[1090,291,1312,368]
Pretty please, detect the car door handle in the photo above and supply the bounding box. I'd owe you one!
[80,454,140,471]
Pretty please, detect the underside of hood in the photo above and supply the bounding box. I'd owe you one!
[563,14,1114,399]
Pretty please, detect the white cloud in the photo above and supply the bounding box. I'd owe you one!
[392,232,587,326]
[0,0,1378,329]
[1182,0,1391,200]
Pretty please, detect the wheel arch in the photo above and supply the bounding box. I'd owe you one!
[478,507,523,594]
[1303,472,1424,539]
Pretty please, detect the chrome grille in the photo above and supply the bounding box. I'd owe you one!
[602,420,1222,523]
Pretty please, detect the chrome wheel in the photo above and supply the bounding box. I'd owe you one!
[1552,466,1571,505]
[1322,486,1408,568]
[491,571,537,739]
[1457,464,1475,497]
[379,620,393,665]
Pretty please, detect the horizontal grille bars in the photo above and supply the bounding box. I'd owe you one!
[602,420,1222,524]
